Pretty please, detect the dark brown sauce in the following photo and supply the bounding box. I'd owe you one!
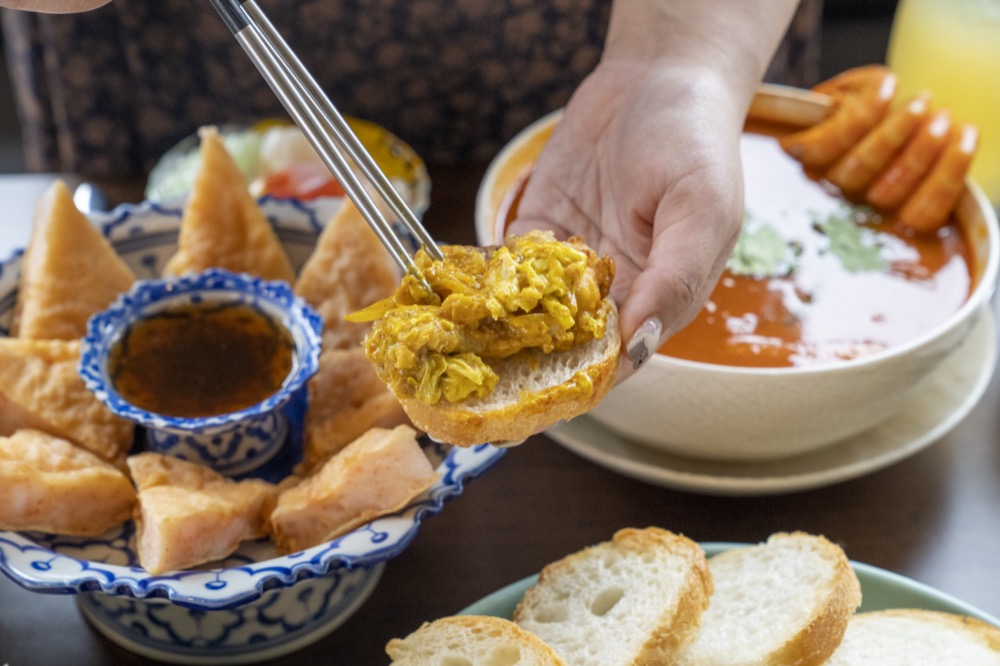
[109,301,294,417]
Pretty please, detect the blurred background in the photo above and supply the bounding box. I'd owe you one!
[0,0,897,176]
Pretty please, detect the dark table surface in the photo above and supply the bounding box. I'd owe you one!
[2,163,999,665]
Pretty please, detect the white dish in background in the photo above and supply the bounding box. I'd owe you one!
[547,309,996,496]
[478,88,1000,462]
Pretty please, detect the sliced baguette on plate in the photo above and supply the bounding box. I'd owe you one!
[386,615,568,665]
[513,527,712,666]
[679,531,862,666]
[825,609,1000,665]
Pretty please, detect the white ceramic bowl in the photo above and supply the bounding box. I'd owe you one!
[0,198,505,663]
[476,86,999,461]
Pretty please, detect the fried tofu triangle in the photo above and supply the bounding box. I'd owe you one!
[162,126,295,282]
[0,338,134,465]
[270,424,438,554]
[127,453,277,574]
[12,179,136,340]
[0,429,135,536]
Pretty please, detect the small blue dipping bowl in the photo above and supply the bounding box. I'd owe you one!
[80,268,323,476]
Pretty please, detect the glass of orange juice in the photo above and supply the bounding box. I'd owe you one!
[887,0,1000,205]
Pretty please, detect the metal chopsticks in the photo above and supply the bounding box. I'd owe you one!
[209,0,444,275]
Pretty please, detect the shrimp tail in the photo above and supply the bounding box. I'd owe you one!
[826,91,931,194]
[896,123,978,233]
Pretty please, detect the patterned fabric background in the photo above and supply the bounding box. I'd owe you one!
[1,0,821,179]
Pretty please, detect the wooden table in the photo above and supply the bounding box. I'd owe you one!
[1,164,999,665]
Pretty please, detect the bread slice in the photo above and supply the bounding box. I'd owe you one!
[386,615,568,665]
[400,303,620,446]
[825,609,1000,665]
[269,424,438,553]
[0,429,135,536]
[11,179,136,340]
[0,338,134,465]
[513,527,712,666]
[678,532,862,666]
[294,199,400,351]
[162,126,296,282]
[127,452,277,573]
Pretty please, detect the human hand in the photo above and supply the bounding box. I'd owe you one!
[507,60,747,381]
[0,0,110,12]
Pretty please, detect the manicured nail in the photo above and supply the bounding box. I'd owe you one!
[627,317,662,370]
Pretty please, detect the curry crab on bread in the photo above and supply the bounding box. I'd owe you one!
[349,230,622,446]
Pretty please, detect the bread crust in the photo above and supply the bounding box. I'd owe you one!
[679,531,861,666]
[386,615,568,665]
[400,303,621,446]
[826,609,1000,663]
[765,532,862,666]
[514,526,712,666]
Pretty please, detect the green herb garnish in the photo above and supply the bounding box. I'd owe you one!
[728,218,796,278]
[815,206,887,273]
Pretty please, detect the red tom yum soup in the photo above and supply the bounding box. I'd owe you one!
[498,121,974,368]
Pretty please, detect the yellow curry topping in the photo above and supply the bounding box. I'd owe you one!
[348,230,615,405]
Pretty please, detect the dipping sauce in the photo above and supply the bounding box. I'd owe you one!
[499,123,974,369]
[108,301,295,417]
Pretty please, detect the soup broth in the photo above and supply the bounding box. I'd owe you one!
[499,123,974,368]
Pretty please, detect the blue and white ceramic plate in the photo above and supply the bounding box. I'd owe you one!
[0,198,505,663]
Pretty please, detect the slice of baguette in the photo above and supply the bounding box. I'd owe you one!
[400,303,620,446]
[386,615,568,665]
[513,527,712,666]
[678,532,862,666]
[825,609,1000,665]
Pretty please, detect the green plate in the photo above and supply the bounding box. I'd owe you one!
[460,543,1000,625]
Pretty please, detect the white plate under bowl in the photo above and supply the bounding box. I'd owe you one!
[547,309,996,496]
[460,542,1000,625]
[0,198,506,663]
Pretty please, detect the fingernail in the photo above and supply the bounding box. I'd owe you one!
[626,317,662,370]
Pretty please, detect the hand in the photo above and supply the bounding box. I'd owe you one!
[507,60,746,381]
[0,0,110,12]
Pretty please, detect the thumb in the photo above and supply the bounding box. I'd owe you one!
[616,221,736,382]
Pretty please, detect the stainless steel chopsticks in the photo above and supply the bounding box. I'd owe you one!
[210,0,444,275]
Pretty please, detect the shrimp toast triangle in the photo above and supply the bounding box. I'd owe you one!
[299,347,409,474]
[127,453,277,574]
[162,126,295,282]
[270,424,438,553]
[352,231,621,446]
[294,199,400,351]
[12,180,136,340]
[0,429,136,536]
[0,338,134,465]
